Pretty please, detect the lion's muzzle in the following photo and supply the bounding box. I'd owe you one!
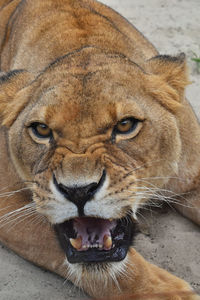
[53,170,106,216]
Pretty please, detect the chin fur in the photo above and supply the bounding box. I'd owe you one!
[65,255,129,296]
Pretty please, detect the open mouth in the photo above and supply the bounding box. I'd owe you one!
[54,214,135,264]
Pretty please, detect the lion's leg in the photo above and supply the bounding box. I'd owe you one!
[174,190,200,226]
[80,248,199,299]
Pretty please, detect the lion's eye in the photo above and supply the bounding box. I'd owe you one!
[115,118,138,134]
[30,122,52,138]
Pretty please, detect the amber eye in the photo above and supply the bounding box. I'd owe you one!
[30,122,52,139]
[115,117,138,134]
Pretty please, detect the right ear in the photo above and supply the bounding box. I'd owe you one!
[0,70,34,127]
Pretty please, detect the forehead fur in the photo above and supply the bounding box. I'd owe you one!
[24,48,187,137]
[33,47,146,93]
[28,48,146,137]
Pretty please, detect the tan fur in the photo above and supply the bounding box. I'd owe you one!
[0,0,200,299]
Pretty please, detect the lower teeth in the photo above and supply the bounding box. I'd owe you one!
[85,244,102,249]
[69,234,113,250]
[69,239,111,250]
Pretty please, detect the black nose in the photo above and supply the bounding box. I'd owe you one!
[53,170,106,216]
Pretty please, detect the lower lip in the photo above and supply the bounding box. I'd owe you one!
[65,240,129,263]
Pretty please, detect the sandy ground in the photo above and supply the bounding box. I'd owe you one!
[0,0,200,299]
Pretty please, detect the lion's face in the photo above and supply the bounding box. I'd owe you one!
[1,48,187,266]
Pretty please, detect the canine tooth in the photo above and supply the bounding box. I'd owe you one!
[69,236,82,250]
[99,244,103,249]
[103,235,112,249]
[109,218,113,222]
[83,245,87,249]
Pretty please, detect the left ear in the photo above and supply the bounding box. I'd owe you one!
[145,53,190,109]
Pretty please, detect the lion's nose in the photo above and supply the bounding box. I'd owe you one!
[53,170,106,216]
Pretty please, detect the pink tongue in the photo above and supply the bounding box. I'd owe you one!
[73,217,116,251]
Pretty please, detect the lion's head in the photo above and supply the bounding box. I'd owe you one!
[0,47,188,271]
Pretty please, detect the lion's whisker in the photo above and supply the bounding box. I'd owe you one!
[0,205,35,220]
[4,203,39,218]
[0,180,38,193]
[23,214,47,232]
[0,203,36,225]
[0,187,31,198]
[0,210,37,231]
[138,175,188,182]
[0,204,15,212]
[124,159,188,183]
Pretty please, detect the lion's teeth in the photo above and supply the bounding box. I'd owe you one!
[69,236,82,250]
[70,236,113,250]
[103,235,112,249]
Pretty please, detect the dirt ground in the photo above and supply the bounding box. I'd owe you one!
[0,0,199,299]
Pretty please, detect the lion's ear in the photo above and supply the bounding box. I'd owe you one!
[145,54,190,111]
[148,53,189,94]
[0,70,34,127]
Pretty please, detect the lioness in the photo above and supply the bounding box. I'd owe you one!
[0,0,199,299]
